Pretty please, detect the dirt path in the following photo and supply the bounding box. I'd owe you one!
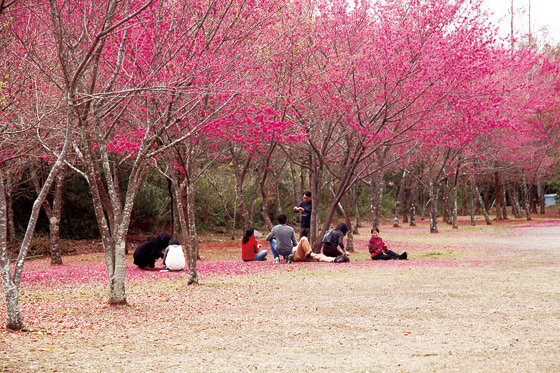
[1,222,559,372]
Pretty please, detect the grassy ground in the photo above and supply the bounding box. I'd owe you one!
[1,217,560,372]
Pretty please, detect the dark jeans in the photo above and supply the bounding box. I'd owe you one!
[372,250,400,260]
[299,227,310,240]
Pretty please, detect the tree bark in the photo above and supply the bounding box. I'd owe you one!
[429,180,439,233]
[522,174,532,221]
[495,172,503,220]
[474,180,492,225]
[442,176,451,224]
[5,173,16,245]
[343,193,353,252]
[352,184,363,228]
[469,176,476,226]
[409,174,418,227]
[393,170,406,227]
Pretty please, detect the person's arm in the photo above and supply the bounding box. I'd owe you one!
[291,230,298,247]
[265,228,275,241]
[337,233,346,254]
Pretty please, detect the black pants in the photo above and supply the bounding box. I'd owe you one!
[372,250,400,260]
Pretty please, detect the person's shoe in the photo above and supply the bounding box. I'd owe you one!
[273,257,280,264]
[335,253,348,263]
[399,252,408,260]
[286,254,293,264]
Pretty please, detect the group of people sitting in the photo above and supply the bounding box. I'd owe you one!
[242,214,408,263]
[133,232,186,271]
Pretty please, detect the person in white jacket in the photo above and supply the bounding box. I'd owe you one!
[162,238,186,271]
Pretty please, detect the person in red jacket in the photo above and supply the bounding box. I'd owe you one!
[242,227,268,261]
[368,228,407,260]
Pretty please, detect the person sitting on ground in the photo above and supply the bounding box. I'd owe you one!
[162,238,186,271]
[266,214,298,263]
[321,223,350,262]
[133,232,171,270]
[242,227,268,262]
[368,228,407,260]
[291,236,335,263]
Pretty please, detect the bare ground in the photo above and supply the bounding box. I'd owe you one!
[1,220,560,372]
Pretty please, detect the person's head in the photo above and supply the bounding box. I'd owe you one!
[370,227,380,238]
[242,227,254,245]
[277,214,287,225]
[159,232,171,244]
[303,191,312,202]
[336,222,348,236]
[169,238,180,246]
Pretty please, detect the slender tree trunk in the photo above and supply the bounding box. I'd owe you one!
[442,177,451,224]
[429,180,439,233]
[343,193,353,252]
[495,172,503,220]
[260,155,275,231]
[460,179,469,216]
[469,176,476,226]
[6,173,16,245]
[290,162,299,209]
[522,174,532,221]
[369,171,385,231]
[0,172,24,330]
[185,182,199,284]
[537,182,545,214]
[474,181,492,225]
[393,170,406,227]
[230,146,251,230]
[402,188,409,223]
[508,185,521,218]
[353,184,362,228]
[168,177,180,238]
[49,166,65,265]
[452,183,458,229]
[409,176,418,227]
[248,165,260,225]
[501,181,508,219]
[309,153,322,251]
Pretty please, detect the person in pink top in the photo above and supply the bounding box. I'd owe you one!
[368,228,407,260]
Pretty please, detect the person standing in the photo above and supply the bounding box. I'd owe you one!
[294,191,312,240]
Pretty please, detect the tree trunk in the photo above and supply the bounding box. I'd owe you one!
[469,176,476,226]
[343,193,353,252]
[474,181,492,225]
[508,185,522,218]
[260,155,275,231]
[402,188,409,223]
[442,176,451,224]
[460,179,469,216]
[409,175,418,227]
[495,172,503,220]
[230,146,251,230]
[429,180,439,233]
[353,184,362,228]
[49,166,65,265]
[290,162,299,209]
[0,173,25,330]
[309,153,322,251]
[248,166,260,225]
[538,182,545,214]
[168,177,180,238]
[185,182,199,285]
[369,170,385,231]
[451,183,458,229]
[522,174,532,221]
[5,173,16,245]
[501,181,508,219]
[393,170,406,227]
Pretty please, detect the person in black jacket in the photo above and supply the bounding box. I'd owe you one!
[321,223,350,262]
[133,232,171,270]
